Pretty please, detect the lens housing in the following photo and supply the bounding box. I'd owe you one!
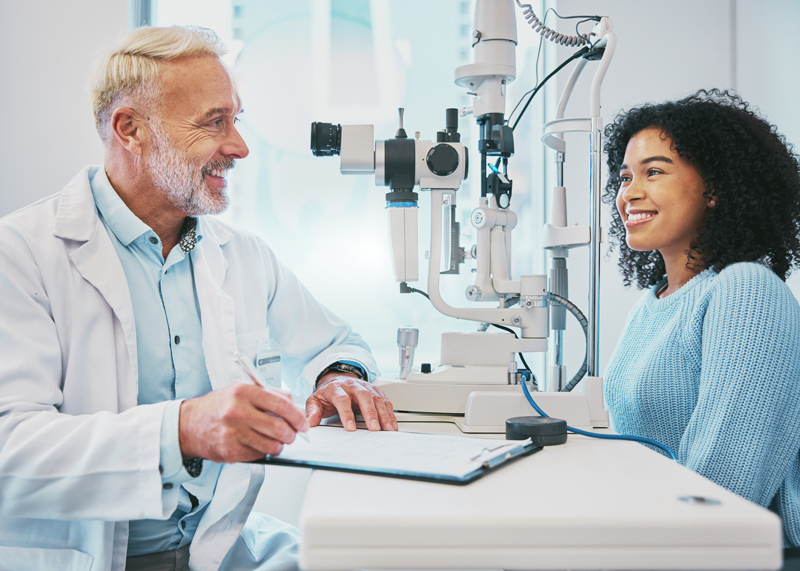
[310,122,342,156]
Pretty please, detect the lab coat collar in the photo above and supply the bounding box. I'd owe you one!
[90,167,150,246]
[54,166,140,392]
[53,165,102,242]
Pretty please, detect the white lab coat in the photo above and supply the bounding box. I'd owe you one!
[0,166,378,571]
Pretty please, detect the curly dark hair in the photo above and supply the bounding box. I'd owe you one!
[603,88,800,288]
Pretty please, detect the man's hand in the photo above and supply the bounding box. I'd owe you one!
[306,374,398,432]
[179,383,309,463]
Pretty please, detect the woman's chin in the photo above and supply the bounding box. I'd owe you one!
[625,238,657,253]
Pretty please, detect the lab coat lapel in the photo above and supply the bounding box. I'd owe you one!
[54,167,139,390]
[192,221,239,390]
[190,224,265,570]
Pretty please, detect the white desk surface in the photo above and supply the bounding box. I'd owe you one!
[297,422,782,571]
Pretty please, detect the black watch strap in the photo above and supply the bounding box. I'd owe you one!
[316,362,366,385]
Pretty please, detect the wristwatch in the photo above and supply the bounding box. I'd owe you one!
[315,362,367,387]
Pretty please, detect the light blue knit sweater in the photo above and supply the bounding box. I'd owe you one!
[605,262,800,547]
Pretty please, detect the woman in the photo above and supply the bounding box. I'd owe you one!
[603,89,800,551]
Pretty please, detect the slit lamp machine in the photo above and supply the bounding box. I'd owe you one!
[311,0,616,434]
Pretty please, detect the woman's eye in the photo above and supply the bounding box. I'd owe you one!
[647,168,661,176]
[620,174,631,182]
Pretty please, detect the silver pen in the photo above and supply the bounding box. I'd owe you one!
[234,352,311,443]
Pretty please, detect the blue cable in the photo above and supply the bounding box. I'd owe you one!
[519,373,678,461]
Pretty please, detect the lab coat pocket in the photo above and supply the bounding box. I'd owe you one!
[235,329,270,364]
[0,545,93,571]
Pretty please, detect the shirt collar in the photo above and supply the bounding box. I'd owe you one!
[90,168,151,246]
[90,167,205,249]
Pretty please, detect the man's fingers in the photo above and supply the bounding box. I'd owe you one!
[247,410,302,445]
[238,430,285,459]
[366,384,398,430]
[351,387,384,431]
[305,397,327,427]
[372,395,397,431]
[248,385,309,434]
[328,385,357,431]
[386,399,398,429]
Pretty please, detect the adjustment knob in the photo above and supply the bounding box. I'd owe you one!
[426,144,459,177]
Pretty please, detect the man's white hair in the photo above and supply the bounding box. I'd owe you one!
[90,25,227,146]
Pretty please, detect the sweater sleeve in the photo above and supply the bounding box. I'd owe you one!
[679,263,800,508]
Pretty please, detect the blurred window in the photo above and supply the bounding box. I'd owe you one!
[148,0,549,382]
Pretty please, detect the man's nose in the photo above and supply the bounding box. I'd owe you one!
[224,125,249,159]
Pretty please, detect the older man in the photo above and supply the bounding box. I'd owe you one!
[0,25,395,571]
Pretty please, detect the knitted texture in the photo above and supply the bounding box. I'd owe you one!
[606,262,800,547]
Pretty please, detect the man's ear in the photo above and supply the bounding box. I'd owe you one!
[110,106,148,156]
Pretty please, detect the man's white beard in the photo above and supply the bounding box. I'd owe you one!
[147,121,232,216]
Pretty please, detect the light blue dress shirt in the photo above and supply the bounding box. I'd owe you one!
[90,169,222,556]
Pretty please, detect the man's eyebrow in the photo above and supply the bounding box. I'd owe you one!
[196,107,243,121]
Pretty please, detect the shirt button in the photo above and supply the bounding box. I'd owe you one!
[163,483,173,490]
[149,237,158,244]
[181,520,186,529]
[174,335,181,345]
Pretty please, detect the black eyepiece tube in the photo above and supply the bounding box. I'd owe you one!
[310,122,342,156]
[446,108,458,131]
[437,108,460,143]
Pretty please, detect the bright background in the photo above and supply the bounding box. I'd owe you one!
[3,1,799,387]
[150,0,556,380]
[2,0,800,524]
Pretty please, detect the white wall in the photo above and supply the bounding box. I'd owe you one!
[551,0,800,379]
[0,0,128,218]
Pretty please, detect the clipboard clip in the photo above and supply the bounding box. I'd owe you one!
[468,444,511,462]
[469,440,533,469]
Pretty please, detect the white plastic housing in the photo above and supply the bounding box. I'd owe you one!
[454,0,517,116]
[387,206,418,282]
[340,125,375,174]
[416,141,467,190]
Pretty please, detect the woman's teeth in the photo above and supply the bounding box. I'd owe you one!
[628,212,655,221]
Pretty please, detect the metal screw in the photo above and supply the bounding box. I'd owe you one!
[678,496,720,506]
[466,286,482,301]
[511,315,522,326]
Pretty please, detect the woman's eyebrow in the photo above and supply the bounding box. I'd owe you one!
[620,156,674,170]
[641,155,674,165]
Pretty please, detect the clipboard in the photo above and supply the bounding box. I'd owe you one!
[252,425,542,485]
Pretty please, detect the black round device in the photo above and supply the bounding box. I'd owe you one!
[310,122,342,156]
[506,416,568,446]
[426,144,460,176]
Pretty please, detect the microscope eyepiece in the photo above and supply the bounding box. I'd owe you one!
[310,122,342,156]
